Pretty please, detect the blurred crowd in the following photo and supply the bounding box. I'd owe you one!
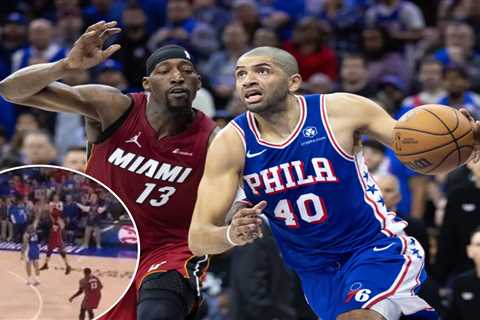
[0,0,479,319]
[0,167,129,248]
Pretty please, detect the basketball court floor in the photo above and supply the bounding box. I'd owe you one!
[0,248,137,320]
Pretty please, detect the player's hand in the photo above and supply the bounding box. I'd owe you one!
[460,108,480,162]
[64,21,121,70]
[226,201,267,246]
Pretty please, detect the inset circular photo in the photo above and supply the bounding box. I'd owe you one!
[0,165,139,320]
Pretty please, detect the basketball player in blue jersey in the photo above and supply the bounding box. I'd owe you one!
[189,46,480,320]
[21,224,41,286]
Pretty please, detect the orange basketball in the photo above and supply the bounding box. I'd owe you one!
[393,104,475,175]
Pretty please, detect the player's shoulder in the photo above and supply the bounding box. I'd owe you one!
[324,92,378,116]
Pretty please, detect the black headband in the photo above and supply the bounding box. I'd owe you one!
[146,45,194,75]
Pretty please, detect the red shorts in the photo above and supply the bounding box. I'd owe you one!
[96,244,208,320]
[82,293,101,310]
[47,236,64,255]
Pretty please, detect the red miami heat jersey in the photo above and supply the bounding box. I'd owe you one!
[81,275,102,309]
[86,92,216,254]
[49,201,63,222]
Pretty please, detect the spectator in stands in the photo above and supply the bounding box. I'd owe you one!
[447,226,480,320]
[376,74,409,116]
[300,72,334,94]
[375,173,430,264]
[365,0,425,51]
[11,18,67,72]
[434,160,480,287]
[21,129,58,165]
[337,54,376,98]
[82,0,125,27]
[9,194,28,243]
[54,0,81,19]
[232,0,262,43]
[284,16,337,81]
[261,0,304,41]
[93,59,129,92]
[77,193,106,249]
[57,9,84,50]
[362,139,388,176]
[114,3,151,90]
[63,193,80,244]
[317,0,364,55]
[438,64,480,119]
[0,12,27,72]
[252,28,280,48]
[63,146,87,173]
[201,22,250,106]
[148,0,211,55]
[10,113,40,149]
[362,27,411,89]
[193,0,231,36]
[402,57,446,108]
[434,21,480,91]
[0,196,12,241]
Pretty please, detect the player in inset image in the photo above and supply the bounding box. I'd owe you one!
[21,223,40,286]
[69,267,103,320]
[40,214,72,274]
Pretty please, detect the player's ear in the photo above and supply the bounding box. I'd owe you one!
[195,73,202,91]
[288,73,302,93]
[142,76,151,92]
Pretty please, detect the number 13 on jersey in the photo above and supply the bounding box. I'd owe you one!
[136,183,176,207]
[274,193,328,228]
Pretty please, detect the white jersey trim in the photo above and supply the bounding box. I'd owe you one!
[246,95,307,149]
[229,121,246,152]
[363,236,432,315]
[320,94,355,162]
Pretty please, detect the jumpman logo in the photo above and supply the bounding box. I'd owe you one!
[125,132,142,148]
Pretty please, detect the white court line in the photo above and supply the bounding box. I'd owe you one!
[8,270,43,320]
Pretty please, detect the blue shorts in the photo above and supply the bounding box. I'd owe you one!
[298,235,432,320]
[28,247,39,261]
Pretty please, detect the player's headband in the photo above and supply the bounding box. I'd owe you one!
[146,45,194,75]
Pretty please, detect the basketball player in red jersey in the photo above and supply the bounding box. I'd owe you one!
[40,219,72,274]
[40,192,71,273]
[48,193,63,223]
[0,21,221,319]
[70,267,103,320]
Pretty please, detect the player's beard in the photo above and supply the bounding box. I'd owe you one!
[165,92,193,115]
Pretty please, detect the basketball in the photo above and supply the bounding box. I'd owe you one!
[393,104,475,175]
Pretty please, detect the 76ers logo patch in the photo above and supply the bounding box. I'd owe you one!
[344,282,372,303]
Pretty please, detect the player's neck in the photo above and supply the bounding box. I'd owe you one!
[254,94,300,140]
[146,100,195,139]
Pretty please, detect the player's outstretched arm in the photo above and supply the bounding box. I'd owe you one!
[0,21,130,126]
[189,126,264,256]
[326,93,397,149]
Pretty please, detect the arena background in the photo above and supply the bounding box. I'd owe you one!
[0,0,479,319]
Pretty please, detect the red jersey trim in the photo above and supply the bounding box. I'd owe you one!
[246,95,306,149]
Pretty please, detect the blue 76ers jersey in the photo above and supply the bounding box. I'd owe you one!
[231,94,407,272]
[27,232,40,261]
